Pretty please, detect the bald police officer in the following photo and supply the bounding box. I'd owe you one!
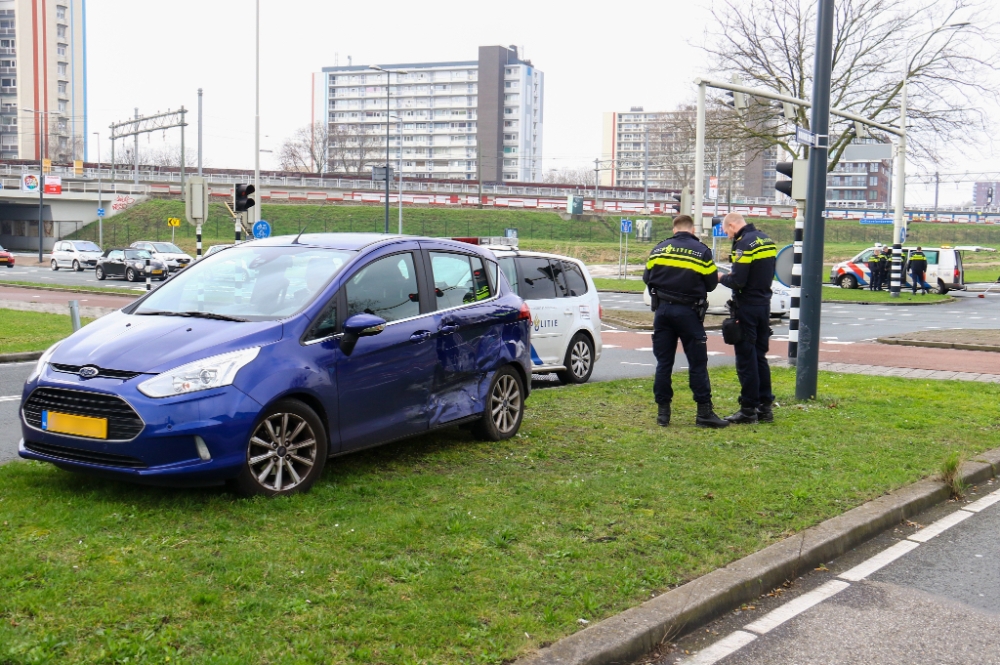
[643,215,729,429]
[720,213,777,424]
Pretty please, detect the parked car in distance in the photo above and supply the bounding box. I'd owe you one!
[642,264,790,318]
[20,234,533,497]
[0,244,14,268]
[51,240,104,271]
[830,245,996,292]
[489,247,602,384]
[95,248,168,282]
[204,243,234,257]
[130,241,193,272]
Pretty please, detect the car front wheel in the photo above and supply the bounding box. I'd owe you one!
[838,274,858,289]
[558,333,595,384]
[473,365,525,441]
[125,268,137,282]
[95,266,106,280]
[234,399,328,497]
[50,259,59,271]
[72,260,82,271]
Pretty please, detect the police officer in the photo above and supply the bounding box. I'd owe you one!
[909,246,930,294]
[643,215,728,429]
[867,244,883,291]
[720,213,777,424]
[880,246,893,290]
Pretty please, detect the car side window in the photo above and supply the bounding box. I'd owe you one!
[515,257,558,300]
[430,252,477,310]
[561,261,589,297]
[306,303,337,341]
[109,250,123,261]
[858,250,874,262]
[345,252,420,322]
[924,251,939,265]
[469,256,492,302]
[498,257,518,295]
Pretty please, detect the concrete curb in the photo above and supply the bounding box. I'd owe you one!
[825,297,951,306]
[877,337,1000,354]
[0,282,138,298]
[0,351,43,364]
[596,289,646,295]
[516,447,1000,665]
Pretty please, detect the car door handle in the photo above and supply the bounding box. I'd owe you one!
[439,324,460,335]
[409,330,432,343]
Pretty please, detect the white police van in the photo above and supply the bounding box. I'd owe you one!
[830,245,996,291]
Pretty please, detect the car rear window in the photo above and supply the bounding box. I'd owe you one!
[515,257,558,300]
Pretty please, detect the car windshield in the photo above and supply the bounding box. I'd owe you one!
[134,245,355,321]
[73,241,102,252]
[124,249,153,260]
[152,243,183,253]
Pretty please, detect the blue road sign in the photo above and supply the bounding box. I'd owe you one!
[620,219,633,234]
[253,219,272,239]
[97,208,105,218]
[713,223,728,237]
[900,226,907,243]
[860,217,894,225]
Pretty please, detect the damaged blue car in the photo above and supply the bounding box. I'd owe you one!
[19,234,532,496]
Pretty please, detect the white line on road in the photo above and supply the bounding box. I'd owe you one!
[838,540,920,582]
[0,395,20,403]
[602,345,620,349]
[707,351,725,356]
[964,489,1000,513]
[620,362,654,367]
[681,630,757,665]
[743,580,850,635]
[636,347,653,352]
[907,509,974,543]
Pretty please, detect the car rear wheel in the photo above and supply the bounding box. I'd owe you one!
[72,260,82,272]
[125,267,137,282]
[473,365,524,441]
[838,274,858,289]
[557,332,595,384]
[95,266,106,280]
[234,399,328,497]
[50,259,58,271]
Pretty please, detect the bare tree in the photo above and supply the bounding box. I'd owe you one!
[277,123,385,175]
[702,0,1000,168]
[542,166,596,187]
[329,124,384,175]
[277,123,330,173]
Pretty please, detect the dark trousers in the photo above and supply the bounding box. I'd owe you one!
[734,303,774,409]
[652,302,711,405]
[911,270,930,293]
[868,268,881,290]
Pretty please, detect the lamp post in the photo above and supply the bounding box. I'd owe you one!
[93,131,102,247]
[254,0,261,229]
[390,114,403,233]
[23,108,52,264]
[369,65,408,233]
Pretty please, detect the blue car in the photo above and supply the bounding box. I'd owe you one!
[19,234,532,496]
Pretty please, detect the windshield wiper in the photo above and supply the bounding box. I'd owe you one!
[135,310,249,322]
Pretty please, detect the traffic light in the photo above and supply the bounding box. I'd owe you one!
[853,120,870,139]
[671,185,692,216]
[779,86,797,121]
[725,74,748,115]
[775,160,809,200]
[234,184,256,213]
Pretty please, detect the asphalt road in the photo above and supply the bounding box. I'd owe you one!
[650,482,1000,665]
[0,361,31,465]
[0,259,151,291]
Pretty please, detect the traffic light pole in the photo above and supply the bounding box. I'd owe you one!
[890,80,908,298]
[795,0,835,400]
[788,200,805,364]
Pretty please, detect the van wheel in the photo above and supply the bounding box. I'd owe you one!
[50,260,59,271]
[234,399,328,497]
[95,266,106,280]
[473,365,524,441]
[837,274,857,289]
[557,333,595,384]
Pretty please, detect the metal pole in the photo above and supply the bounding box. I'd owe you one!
[236,215,242,243]
[477,141,483,209]
[197,88,203,177]
[795,0,835,400]
[145,258,151,291]
[254,0,261,229]
[933,171,939,220]
[398,119,403,234]
[180,107,186,193]
[694,82,706,233]
[68,300,81,332]
[593,158,599,211]
[38,111,44,265]
[643,125,649,212]
[94,131,102,247]
[384,72,390,234]
[714,142,721,217]
[788,200,806,364]
[196,224,202,259]
[133,108,139,186]
[890,79,907,298]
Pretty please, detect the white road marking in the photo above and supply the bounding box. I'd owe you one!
[0,395,21,403]
[636,347,653,352]
[765,355,781,359]
[602,345,621,349]
[838,540,920,581]
[620,362,654,367]
[963,489,1000,513]
[907,509,974,543]
[706,351,725,356]
[743,580,850,635]
[681,630,757,665]
[823,341,854,345]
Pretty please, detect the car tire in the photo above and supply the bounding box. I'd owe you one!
[233,399,328,497]
[125,268,137,282]
[838,274,858,289]
[72,260,82,272]
[50,259,59,271]
[557,332,595,384]
[95,266,106,280]
[472,365,525,442]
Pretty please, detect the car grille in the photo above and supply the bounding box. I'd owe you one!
[50,364,142,381]
[24,441,147,468]
[23,388,145,440]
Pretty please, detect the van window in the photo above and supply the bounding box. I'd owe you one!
[515,257,558,300]
[498,257,518,295]
[923,251,939,265]
[561,261,588,297]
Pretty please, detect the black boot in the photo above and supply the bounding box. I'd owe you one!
[756,402,774,423]
[725,405,759,424]
[696,402,729,429]
[657,404,671,427]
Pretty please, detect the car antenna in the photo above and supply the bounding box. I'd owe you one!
[292,226,310,244]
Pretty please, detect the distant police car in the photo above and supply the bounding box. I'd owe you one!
[830,245,996,291]
[643,264,790,318]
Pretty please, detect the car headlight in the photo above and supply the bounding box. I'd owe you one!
[137,347,261,398]
[28,341,62,383]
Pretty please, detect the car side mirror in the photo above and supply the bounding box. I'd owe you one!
[339,313,387,356]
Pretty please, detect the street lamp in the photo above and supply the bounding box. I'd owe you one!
[22,108,53,264]
[93,131,103,247]
[390,114,403,233]
[369,65,408,234]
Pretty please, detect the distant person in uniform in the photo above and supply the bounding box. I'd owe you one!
[909,247,931,294]
[880,246,893,290]
[867,244,883,291]
[643,215,729,429]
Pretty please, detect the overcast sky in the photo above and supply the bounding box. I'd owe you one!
[86,0,997,205]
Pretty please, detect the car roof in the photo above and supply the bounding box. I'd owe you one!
[490,248,584,264]
[248,233,496,257]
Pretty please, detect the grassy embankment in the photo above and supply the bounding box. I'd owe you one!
[0,310,93,354]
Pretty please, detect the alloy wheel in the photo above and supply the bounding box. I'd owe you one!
[247,412,318,493]
[570,339,592,378]
[489,373,522,435]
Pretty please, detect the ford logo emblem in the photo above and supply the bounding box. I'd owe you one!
[79,366,99,378]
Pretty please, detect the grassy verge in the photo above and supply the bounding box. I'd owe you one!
[0,310,93,354]
[0,280,140,296]
[593,278,646,292]
[822,288,950,303]
[964,267,1000,283]
[2,369,998,664]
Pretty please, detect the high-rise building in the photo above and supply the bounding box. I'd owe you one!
[973,181,999,207]
[0,0,86,162]
[825,159,891,205]
[313,45,543,182]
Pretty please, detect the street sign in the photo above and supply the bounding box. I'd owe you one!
[859,218,894,225]
[167,217,181,227]
[185,176,209,226]
[774,244,794,287]
[372,166,393,182]
[253,219,272,239]
[43,176,62,195]
[504,228,518,239]
[620,219,633,234]
[794,126,827,148]
[708,176,718,200]
[97,208,105,218]
[900,226,907,243]
[712,223,728,238]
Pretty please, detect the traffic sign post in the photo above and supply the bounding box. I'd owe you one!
[96,208,105,218]
[619,219,633,279]
[167,217,181,243]
[253,219,272,239]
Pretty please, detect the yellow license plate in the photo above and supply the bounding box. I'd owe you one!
[42,410,108,439]
[152,270,163,275]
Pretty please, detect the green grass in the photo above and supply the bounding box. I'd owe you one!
[822,288,950,303]
[0,310,94,354]
[964,267,1000,283]
[0,280,140,296]
[593,278,647,292]
[1,369,998,664]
